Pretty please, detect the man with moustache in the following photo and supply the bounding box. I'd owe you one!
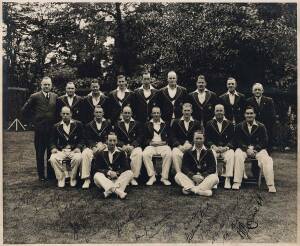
[219,77,246,125]
[81,105,112,189]
[21,76,58,181]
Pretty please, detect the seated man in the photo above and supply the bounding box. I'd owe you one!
[143,107,172,186]
[93,132,134,199]
[49,106,83,188]
[171,103,202,173]
[81,105,112,189]
[232,106,276,193]
[114,106,143,186]
[175,130,219,196]
[205,104,235,189]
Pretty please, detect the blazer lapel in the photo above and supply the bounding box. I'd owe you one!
[202,90,211,107]
[250,124,258,135]
[58,124,69,141]
[69,122,76,137]
[192,92,203,108]
[221,120,230,134]
[118,121,128,137]
[178,120,187,135]
[211,119,220,134]
[241,121,251,136]
[112,151,120,163]
[128,121,136,134]
[174,86,182,100]
[87,95,94,108]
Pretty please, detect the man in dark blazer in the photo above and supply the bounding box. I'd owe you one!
[188,75,218,127]
[114,106,144,186]
[49,106,84,188]
[81,105,112,189]
[219,77,246,124]
[171,103,202,173]
[205,104,235,189]
[174,130,219,197]
[80,79,109,124]
[21,76,58,181]
[142,107,172,186]
[232,106,276,193]
[107,74,135,124]
[93,132,134,199]
[132,71,158,123]
[56,81,82,121]
[156,71,188,124]
[246,83,276,150]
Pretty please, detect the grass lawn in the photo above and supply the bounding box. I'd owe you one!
[3,131,297,243]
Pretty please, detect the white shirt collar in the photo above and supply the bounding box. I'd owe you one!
[192,145,207,151]
[194,88,208,93]
[116,87,130,93]
[180,116,194,122]
[60,119,74,125]
[213,116,227,122]
[42,91,48,97]
[226,90,239,96]
[121,117,135,122]
[65,94,76,98]
[139,85,154,90]
[103,147,121,152]
[88,91,103,97]
[167,85,177,90]
[150,118,164,123]
[247,120,258,126]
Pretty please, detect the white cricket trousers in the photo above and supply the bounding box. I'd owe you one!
[172,147,184,173]
[211,149,234,177]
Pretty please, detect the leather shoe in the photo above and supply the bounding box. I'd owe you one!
[146,175,156,186]
[232,182,240,190]
[224,178,231,189]
[268,185,276,193]
[58,178,65,188]
[70,179,77,187]
[82,179,90,189]
[160,178,171,186]
[130,178,138,186]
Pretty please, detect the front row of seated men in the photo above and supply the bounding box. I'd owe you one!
[49,103,276,199]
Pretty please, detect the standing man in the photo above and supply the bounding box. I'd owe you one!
[219,77,246,125]
[246,83,276,150]
[81,105,112,189]
[114,106,144,186]
[174,131,219,197]
[93,132,134,199]
[205,104,235,189]
[107,74,134,124]
[132,71,158,123]
[143,107,172,186]
[188,75,218,127]
[49,107,83,188]
[171,103,202,173]
[56,81,82,121]
[21,76,58,181]
[232,106,276,192]
[80,79,109,124]
[156,71,188,124]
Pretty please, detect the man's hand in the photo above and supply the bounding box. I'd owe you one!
[178,145,185,152]
[73,148,81,153]
[219,146,229,153]
[108,170,118,178]
[192,174,204,185]
[127,145,134,154]
[246,148,255,158]
[183,142,193,151]
[96,142,106,151]
[92,147,98,155]
[51,148,58,154]
[211,145,219,152]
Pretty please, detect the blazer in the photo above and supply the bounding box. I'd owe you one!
[107,89,135,123]
[50,120,84,151]
[219,91,246,123]
[232,121,268,152]
[80,93,109,124]
[132,87,158,123]
[170,119,202,147]
[56,95,82,121]
[156,86,188,122]
[114,120,144,148]
[205,118,234,148]
[187,90,219,126]
[84,119,112,148]
[21,91,58,128]
[92,148,130,177]
[144,120,172,146]
[182,148,216,178]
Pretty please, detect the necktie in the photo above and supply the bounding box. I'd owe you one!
[46,93,50,100]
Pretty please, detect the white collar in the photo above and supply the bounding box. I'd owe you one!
[121,117,135,123]
[194,88,208,93]
[139,85,154,90]
[116,87,130,93]
[150,118,164,124]
[95,118,105,124]
[255,96,262,100]
[247,120,258,126]
[167,85,177,90]
[180,116,194,122]
[226,90,239,96]
[60,119,74,125]
[103,147,120,153]
[65,94,76,98]
[192,145,207,151]
[42,91,49,97]
[88,92,103,97]
[213,116,227,122]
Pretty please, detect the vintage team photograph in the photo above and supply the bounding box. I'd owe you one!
[2,1,298,244]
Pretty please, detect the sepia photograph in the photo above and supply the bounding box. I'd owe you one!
[1,0,298,244]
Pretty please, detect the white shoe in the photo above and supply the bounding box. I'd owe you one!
[161,178,171,186]
[70,179,77,187]
[82,179,91,189]
[224,178,231,189]
[103,190,112,198]
[268,185,276,193]
[58,178,65,188]
[182,186,193,195]
[114,189,127,199]
[130,178,138,186]
[232,183,240,190]
[146,175,156,186]
[213,184,218,189]
[195,189,212,197]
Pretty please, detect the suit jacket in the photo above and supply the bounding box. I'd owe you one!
[232,121,268,152]
[21,91,58,128]
[56,95,82,121]
[107,89,135,123]
[156,86,188,122]
[187,90,219,126]
[182,148,216,178]
[205,118,234,148]
[132,87,158,123]
[144,120,172,146]
[219,91,246,123]
[170,119,202,147]
[50,120,84,151]
[80,93,109,124]
[114,120,144,148]
[84,119,112,148]
[92,148,130,177]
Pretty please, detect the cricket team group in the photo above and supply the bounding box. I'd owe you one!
[21,70,277,199]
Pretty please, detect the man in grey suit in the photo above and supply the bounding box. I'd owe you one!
[22,77,58,181]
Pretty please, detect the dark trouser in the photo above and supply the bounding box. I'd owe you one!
[34,124,55,179]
